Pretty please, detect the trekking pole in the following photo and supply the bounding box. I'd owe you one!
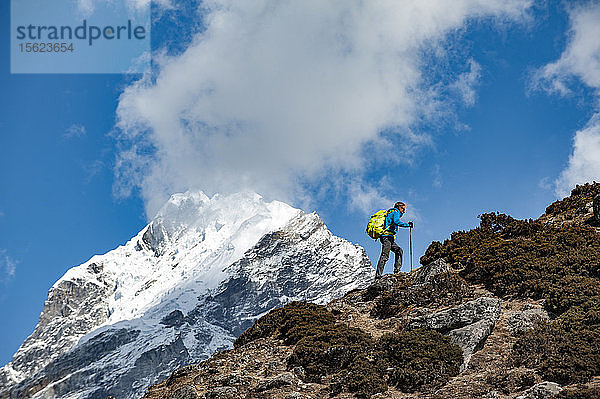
[409,226,413,272]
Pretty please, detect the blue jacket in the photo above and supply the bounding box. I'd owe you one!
[381,208,410,237]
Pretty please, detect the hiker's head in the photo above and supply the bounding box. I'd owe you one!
[394,201,406,212]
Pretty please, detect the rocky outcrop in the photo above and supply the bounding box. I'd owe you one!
[506,304,551,336]
[139,264,598,399]
[142,186,600,399]
[516,382,562,399]
[140,282,516,399]
[408,297,502,332]
[412,258,451,285]
[409,297,502,369]
[0,273,112,390]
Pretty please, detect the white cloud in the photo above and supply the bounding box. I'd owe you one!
[451,59,482,107]
[348,180,395,216]
[348,179,421,224]
[0,250,17,283]
[114,0,531,217]
[535,3,600,197]
[64,124,87,139]
[555,114,600,197]
[535,3,600,98]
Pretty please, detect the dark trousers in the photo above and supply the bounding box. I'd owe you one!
[376,236,402,278]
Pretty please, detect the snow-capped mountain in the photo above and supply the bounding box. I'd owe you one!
[0,191,373,399]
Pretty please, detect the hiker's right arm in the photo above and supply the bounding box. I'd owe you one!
[392,210,410,228]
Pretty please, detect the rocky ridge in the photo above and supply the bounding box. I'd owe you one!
[143,184,600,399]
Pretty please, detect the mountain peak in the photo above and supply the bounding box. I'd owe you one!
[0,192,373,399]
[140,190,298,257]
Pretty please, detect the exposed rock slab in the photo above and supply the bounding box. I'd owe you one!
[409,297,502,332]
[516,381,562,399]
[409,297,502,369]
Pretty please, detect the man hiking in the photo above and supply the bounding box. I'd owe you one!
[376,201,413,278]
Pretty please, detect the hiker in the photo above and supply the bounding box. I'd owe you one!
[376,201,413,278]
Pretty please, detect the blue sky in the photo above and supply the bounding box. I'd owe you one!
[2,0,600,366]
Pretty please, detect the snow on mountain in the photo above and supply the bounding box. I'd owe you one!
[0,191,373,399]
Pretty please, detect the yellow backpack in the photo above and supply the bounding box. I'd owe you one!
[366,209,392,239]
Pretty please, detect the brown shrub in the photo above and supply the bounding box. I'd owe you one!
[376,329,463,392]
[544,276,600,315]
[512,307,600,385]
[287,325,374,382]
[421,213,600,298]
[332,355,388,399]
[545,183,600,216]
[234,301,335,347]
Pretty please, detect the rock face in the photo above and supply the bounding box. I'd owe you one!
[412,258,451,286]
[0,191,373,399]
[409,297,502,369]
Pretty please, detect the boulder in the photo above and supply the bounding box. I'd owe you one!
[409,297,502,370]
[408,297,502,332]
[516,382,562,399]
[412,258,451,286]
[447,318,497,368]
[506,304,551,335]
